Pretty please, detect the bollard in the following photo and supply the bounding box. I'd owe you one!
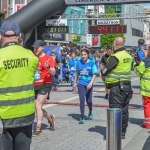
[107,108,122,150]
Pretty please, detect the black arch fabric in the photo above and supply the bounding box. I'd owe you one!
[6,0,66,34]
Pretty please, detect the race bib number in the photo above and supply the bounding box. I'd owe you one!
[34,71,40,81]
[80,68,89,76]
[71,67,75,71]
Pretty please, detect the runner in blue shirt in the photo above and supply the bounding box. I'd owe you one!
[74,49,98,124]
[68,51,79,93]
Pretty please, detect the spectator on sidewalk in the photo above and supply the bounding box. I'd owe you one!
[67,51,79,93]
[134,47,150,129]
[100,47,113,99]
[51,49,61,91]
[136,39,145,64]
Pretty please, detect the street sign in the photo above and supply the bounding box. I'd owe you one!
[97,20,120,25]
[46,19,67,26]
[86,34,92,46]
[43,33,66,41]
[65,0,150,5]
[15,4,25,11]
[45,26,69,33]
[89,25,127,34]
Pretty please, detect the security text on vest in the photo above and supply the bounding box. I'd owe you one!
[3,58,29,70]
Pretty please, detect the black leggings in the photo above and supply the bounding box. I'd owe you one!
[78,84,93,118]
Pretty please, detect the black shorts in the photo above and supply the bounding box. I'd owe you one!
[34,84,52,99]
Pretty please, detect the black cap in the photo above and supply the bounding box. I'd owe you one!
[0,21,20,36]
[32,40,45,48]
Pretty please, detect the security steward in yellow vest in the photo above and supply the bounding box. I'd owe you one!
[0,21,38,150]
[134,48,150,128]
[102,37,133,139]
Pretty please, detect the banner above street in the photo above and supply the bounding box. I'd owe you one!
[65,0,150,5]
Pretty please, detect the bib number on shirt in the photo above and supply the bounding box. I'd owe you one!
[34,71,40,81]
[80,68,89,76]
[70,67,75,71]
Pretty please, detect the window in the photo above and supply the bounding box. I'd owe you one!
[19,0,27,4]
[69,20,73,33]
[132,28,143,37]
[8,0,14,16]
[0,0,2,11]
[105,5,122,13]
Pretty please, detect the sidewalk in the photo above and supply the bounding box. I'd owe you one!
[31,76,150,150]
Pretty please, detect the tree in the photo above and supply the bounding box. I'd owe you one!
[100,7,124,48]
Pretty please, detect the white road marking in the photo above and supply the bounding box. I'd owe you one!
[43,96,79,109]
[43,78,139,109]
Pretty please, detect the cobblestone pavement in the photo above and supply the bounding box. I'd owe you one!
[31,72,150,150]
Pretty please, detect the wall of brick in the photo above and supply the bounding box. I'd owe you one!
[1,0,7,12]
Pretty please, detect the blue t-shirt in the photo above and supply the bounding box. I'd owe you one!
[44,46,51,55]
[89,54,96,63]
[68,57,79,75]
[137,45,145,61]
[77,56,81,61]
[76,59,98,86]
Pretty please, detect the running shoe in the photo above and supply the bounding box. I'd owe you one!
[32,129,42,136]
[87,112,94,120]
[48,114,55,131]
[52,87,57,91]
[79,118,85,124]
[72,89,77,94]
[141,124,150,129]
[32,122,42,136]
[122,132,125,139]
[104,94,109,99]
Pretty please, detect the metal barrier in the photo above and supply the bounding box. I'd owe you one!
[107,108,122,150]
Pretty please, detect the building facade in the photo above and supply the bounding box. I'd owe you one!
[1,2,148,47]
[64,6,86,35]
[123,4,145,47]
[0,0,31,23]
[63,6,88,45]
[144,9,150,45]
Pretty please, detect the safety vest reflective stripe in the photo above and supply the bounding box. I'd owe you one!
[0,84,34,93]
[141,77,150,80]
[106,75,131,80]
[141,88,150,93]
[134,67,142,76]
[145,118,150,120]
[0,95,35,106]
[111,71,131,75]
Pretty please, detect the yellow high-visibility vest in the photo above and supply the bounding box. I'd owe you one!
[0,45,38,119]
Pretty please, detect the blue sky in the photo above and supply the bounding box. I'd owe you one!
[144,3,150,8]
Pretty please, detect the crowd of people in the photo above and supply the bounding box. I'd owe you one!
[0,20,150,150]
